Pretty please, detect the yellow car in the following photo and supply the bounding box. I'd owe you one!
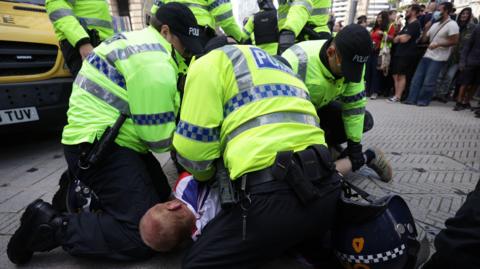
[0,0,72,133]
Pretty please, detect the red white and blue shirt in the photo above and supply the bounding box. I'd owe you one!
[173,172,220,241]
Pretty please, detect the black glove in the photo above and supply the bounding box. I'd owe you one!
[345,140,365,171]
[277,30,295,55]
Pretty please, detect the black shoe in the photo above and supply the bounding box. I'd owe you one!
[7,199,63,264]
[453,102,464,111]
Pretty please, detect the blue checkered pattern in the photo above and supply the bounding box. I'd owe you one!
[103,33,127,45]
[176,121,220,142]
[341,90,366,103]
[223,84,310,117]
[208,0,230,10]
[131,112,175,125]
[87,54,126,89]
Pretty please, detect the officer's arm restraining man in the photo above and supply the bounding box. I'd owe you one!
[151,0,247,46]
[173,39,342,267]
[7,3,203,264]
[282,24,393,182]
[277,0,332,54]
[45,0,114,77]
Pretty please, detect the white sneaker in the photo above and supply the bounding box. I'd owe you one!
[387,96,399,103]
[370,93,378,100]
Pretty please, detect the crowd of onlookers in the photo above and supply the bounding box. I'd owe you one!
[337,1,480,118]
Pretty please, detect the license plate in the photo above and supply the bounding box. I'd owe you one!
[0,107,39,126]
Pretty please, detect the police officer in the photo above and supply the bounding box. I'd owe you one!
[46,0,114,77]
[7,3,202,264]
[173,42,342,268]
[151,0,246,46]
[243,0,279,55]
[282,24,392,182]
[277,0,332,54]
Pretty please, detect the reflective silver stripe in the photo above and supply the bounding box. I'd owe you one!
[342,107,365,116]
[78,17,113,29]
[74,74,130,115]
[141,137,172,149]
[187,3,207,9]
[219,46,253,92]
[215,10,233,22]
[176,154,215,172]
[227,112,319,142]
[289,44,308,81]
[278,12,287,20]
[208,0,230,10]
[105,43,167,63]
[311,8,329,15]
[49,9,74,22]
[291,0,313,13]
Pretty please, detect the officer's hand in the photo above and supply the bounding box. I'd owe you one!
[346,140,365,171]
[277,30,295,55]
[79,43,94,60]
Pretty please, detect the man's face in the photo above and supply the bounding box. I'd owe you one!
[438,5,447,18]
[327,45,343,77]
[460,10,471,22]
[160,25,191,59]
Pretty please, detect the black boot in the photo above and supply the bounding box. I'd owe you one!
[7,199,65,264]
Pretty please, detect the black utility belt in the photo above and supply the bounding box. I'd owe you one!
[239,145,340,205]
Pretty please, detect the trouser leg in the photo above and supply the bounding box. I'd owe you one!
[317,102,374,146]
[417,60,446,105]
[406,57,429,104]
[183,184,341,269]
[61,144,170,260]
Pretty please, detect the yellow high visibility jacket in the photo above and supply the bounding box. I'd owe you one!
[62,27,181,153]
[278,0,331,37]
[45,0,114,46]
[173,45,326,180]
[282,40,367,143]
[151,0,247,42]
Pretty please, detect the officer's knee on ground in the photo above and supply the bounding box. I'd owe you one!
[364,110,374,133]
[139,202,191,252]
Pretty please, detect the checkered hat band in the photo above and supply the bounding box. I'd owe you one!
[336,244,406,264]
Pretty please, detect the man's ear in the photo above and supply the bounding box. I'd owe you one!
[160,24,170,39]
[166,199,183,211]
[326,45,336,58]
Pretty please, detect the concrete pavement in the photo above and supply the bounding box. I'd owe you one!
[1,99,479,268]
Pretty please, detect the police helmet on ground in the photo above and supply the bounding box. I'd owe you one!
[333,192,419,269]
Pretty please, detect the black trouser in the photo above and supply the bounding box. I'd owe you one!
[61,144,171,260]
[182,170,341,268]
[423,178,480,269]
[317,101,374,146]
[60,40,83,78]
